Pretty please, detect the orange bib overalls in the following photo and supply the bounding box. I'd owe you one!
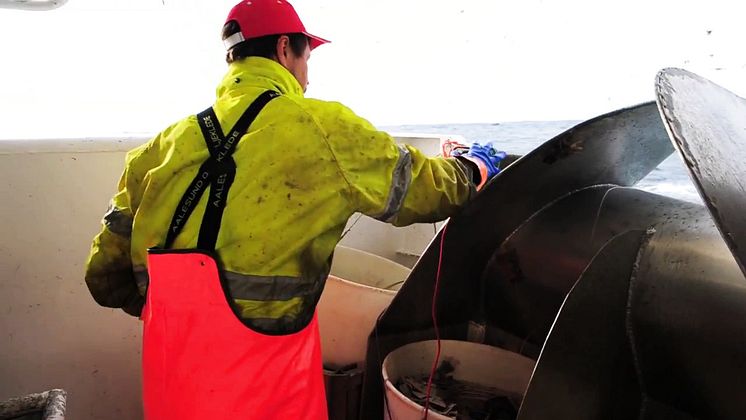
[141,91,328,419]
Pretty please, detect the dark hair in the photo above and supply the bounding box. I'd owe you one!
[222,20,309,63]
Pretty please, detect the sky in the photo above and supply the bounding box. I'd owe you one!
[1,0,745,138]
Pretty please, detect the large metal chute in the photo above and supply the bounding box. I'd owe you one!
[361,101,674,418]
[484,187,678,347]
[361,69,746,420]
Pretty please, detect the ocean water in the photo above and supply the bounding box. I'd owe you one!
[383,121,702,204]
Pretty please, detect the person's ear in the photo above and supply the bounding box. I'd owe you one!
[275,35,290,66]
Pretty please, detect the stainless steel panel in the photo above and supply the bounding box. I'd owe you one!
[656,68,746,275]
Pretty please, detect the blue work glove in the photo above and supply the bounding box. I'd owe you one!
[452,142,507,190]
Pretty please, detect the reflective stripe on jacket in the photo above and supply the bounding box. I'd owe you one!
[85,57,476,332]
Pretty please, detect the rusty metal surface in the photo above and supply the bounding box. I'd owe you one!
[360,102,673,419]
[656,68,746,276]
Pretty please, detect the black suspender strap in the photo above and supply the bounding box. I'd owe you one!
[163,90,280,250]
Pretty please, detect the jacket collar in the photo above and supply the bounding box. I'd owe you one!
[216,57,304,98]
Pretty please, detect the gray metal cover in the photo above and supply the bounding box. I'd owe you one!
[656,68,746,275]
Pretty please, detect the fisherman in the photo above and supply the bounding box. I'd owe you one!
[84,0,505,418]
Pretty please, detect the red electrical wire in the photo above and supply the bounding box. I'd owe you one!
[423,222,448,419]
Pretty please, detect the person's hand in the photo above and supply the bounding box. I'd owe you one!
[440,139,470,157]
[451,142,507,190]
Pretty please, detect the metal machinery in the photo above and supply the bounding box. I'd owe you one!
[361,68,746,420]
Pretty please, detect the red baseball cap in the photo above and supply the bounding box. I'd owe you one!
[224,0,330,51]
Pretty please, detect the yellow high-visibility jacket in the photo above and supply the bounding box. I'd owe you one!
[85,57,476,333]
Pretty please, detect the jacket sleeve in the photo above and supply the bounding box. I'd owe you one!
[84,145,150,317]
[317,101,476,226]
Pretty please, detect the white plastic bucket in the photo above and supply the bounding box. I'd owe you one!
[318,246,411,368]
[382,340,535,420]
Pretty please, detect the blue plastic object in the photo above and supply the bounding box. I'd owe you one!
[454,142,507,179]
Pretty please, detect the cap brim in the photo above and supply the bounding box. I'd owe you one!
[304,32,330,50]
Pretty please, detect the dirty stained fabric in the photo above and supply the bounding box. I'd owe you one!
[84,56,476,330]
